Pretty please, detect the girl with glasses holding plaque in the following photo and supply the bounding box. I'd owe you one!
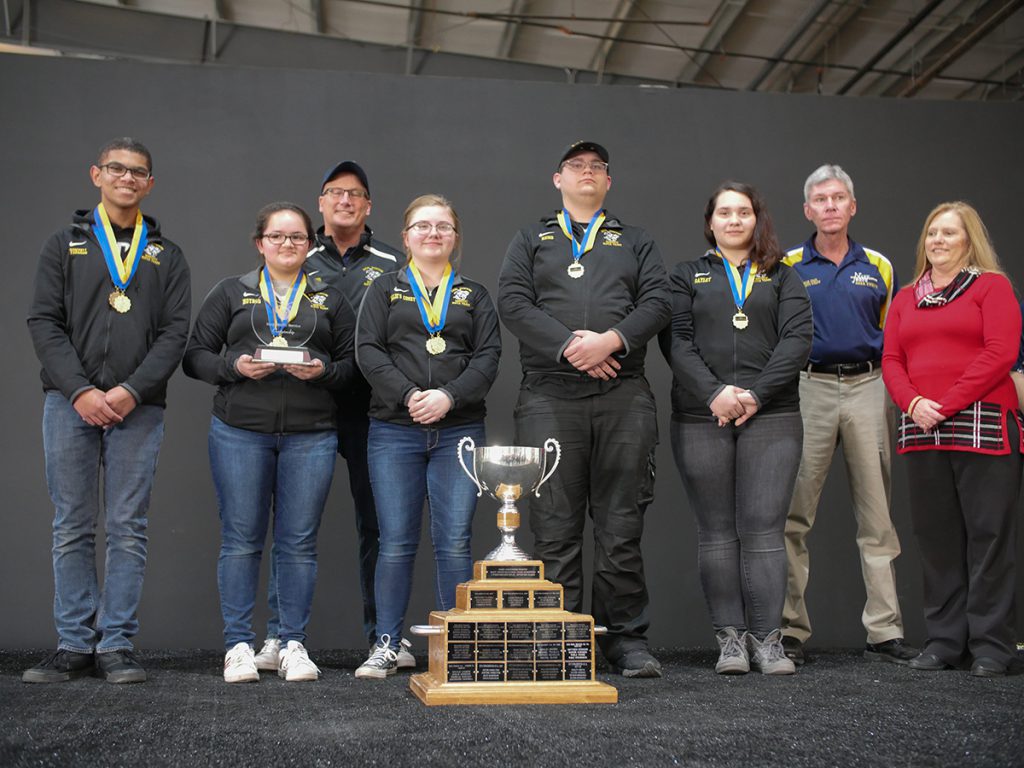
[183,202,356,683]
[354,194,501,679]
[660,182,812,676]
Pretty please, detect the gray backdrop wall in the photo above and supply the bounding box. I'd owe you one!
[2,53,1023,651]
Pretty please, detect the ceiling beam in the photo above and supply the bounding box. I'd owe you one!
[883,0,1024,98]
[746,0,832,91]
[311,0,324,34]
[404,0,424,75]
[955,45,1024,99]
[497,0,527,59]
[767,1,865,94]
[676,0,750,84]
[589,0,635,78]
[835,0,945,95]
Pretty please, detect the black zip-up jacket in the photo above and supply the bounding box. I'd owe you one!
[355,268,501,427]
[305,226,402,420]
[27,208,191,407]
[183,267,356,433]
[659,251,813,420]
[498,210,670,398]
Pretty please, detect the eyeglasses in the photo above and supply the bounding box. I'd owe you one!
[322,187,369,200]
[561,159,609,174]
[406,221,456,236]
[99,162,152,181]
[262,232,310,246]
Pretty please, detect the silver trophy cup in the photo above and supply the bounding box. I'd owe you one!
[458,437,561,561]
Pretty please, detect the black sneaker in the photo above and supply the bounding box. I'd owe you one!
[22,650,95,683]
[96,650,147,684]
[613,648,663,679]
[864,638,918,665]
[781,635,805,666]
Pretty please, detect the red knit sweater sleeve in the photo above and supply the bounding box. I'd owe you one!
[881,288,916,412]
[938,273,1021,415]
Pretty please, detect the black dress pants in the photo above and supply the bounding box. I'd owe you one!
[514,378,657,660]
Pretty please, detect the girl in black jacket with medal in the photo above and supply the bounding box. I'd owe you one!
[661,182,812,677]
[184,203,356,684]
[353,194,501,679]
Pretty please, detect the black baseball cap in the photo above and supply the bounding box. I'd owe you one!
[321,160,370,196]
[557,141,610,169]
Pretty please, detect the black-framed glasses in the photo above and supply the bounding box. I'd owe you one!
[98,162,152,180]
[261,232,310,246]
[406,221,456,236]
[322,187,369,200]
[561,159,609,174]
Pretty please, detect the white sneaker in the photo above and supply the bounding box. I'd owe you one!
[223,642,259,683]
[396,637,416,669]
[356,635,398,679]
[277,641,321,682]
[254,637,281,671]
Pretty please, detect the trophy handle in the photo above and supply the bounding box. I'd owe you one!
[457,436,483,497]
[534,438,561,497]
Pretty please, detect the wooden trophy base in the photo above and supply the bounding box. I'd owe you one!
[408,560,618,706]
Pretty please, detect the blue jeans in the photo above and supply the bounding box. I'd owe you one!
[367,419,485,647]
[208,417,337,649]
[265,413,379,645]
[671,412,803,639]
[43,391,165,654]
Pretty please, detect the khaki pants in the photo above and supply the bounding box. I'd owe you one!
[783,369,904,644]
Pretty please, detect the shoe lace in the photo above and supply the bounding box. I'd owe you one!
[720,633,745,659]
[757,637,788,664]
[281,643,319,674]
[257,638,279,655]
[366,636,398,667]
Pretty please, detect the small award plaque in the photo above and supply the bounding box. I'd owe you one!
[407,441,618,706]
[254,344,314,365]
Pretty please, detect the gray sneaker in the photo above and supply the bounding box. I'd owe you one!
[715,627,749,674]
[748,629,796,675]
[356,635,398,680]
[396,637,416,669]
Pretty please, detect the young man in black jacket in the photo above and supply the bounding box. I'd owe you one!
[24,138,191,684]
[498,141,671,677]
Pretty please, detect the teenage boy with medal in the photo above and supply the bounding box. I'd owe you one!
[498,141,671,678]
[25,138,191,684]
[660,182,811,675]
[354,194,500,679]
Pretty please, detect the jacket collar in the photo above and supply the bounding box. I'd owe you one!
[541,209,623,230]
[239,266,328,292]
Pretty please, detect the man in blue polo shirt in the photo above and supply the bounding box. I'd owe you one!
[780,165,916,666]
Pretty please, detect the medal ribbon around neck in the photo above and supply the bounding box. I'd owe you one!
[406,262,454,339]
[259,267,306,339]
[716,248,757,311]
[93,204,147,293]
[557,209,606,267]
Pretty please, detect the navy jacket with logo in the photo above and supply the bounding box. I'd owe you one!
[355,267,501,427]
[183,267,356,434]
[27,208,191,407]
[305,226,402,419]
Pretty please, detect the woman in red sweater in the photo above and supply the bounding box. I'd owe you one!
[882,201,1021,678]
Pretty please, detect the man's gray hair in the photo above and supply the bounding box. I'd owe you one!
[804,164,854,203]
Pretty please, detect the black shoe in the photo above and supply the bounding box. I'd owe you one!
[864,638,918,665]
[970,657,1007,678]
[613,648,662,679]
[781,636,805,666]
[908,652,954,671]
[96,650,147,684]
[22,650,95,683]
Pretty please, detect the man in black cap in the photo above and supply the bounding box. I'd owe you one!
[252,161,414,671]
[498,141,670,677]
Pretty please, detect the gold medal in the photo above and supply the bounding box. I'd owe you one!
[270,336,289,347]
[109,290,131,313]
[732,311,749,330]
[425,335,446,355]
[567,262,585,279]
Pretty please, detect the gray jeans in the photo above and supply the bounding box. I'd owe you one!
[671,412,803,639]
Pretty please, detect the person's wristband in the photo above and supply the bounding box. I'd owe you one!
[908,395,923,417]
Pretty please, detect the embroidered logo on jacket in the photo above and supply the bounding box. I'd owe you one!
[451,287,473,307]
[601,231,622,247]
[850,271,879,288]
[362,266,384,287]
[308,292,329,310]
